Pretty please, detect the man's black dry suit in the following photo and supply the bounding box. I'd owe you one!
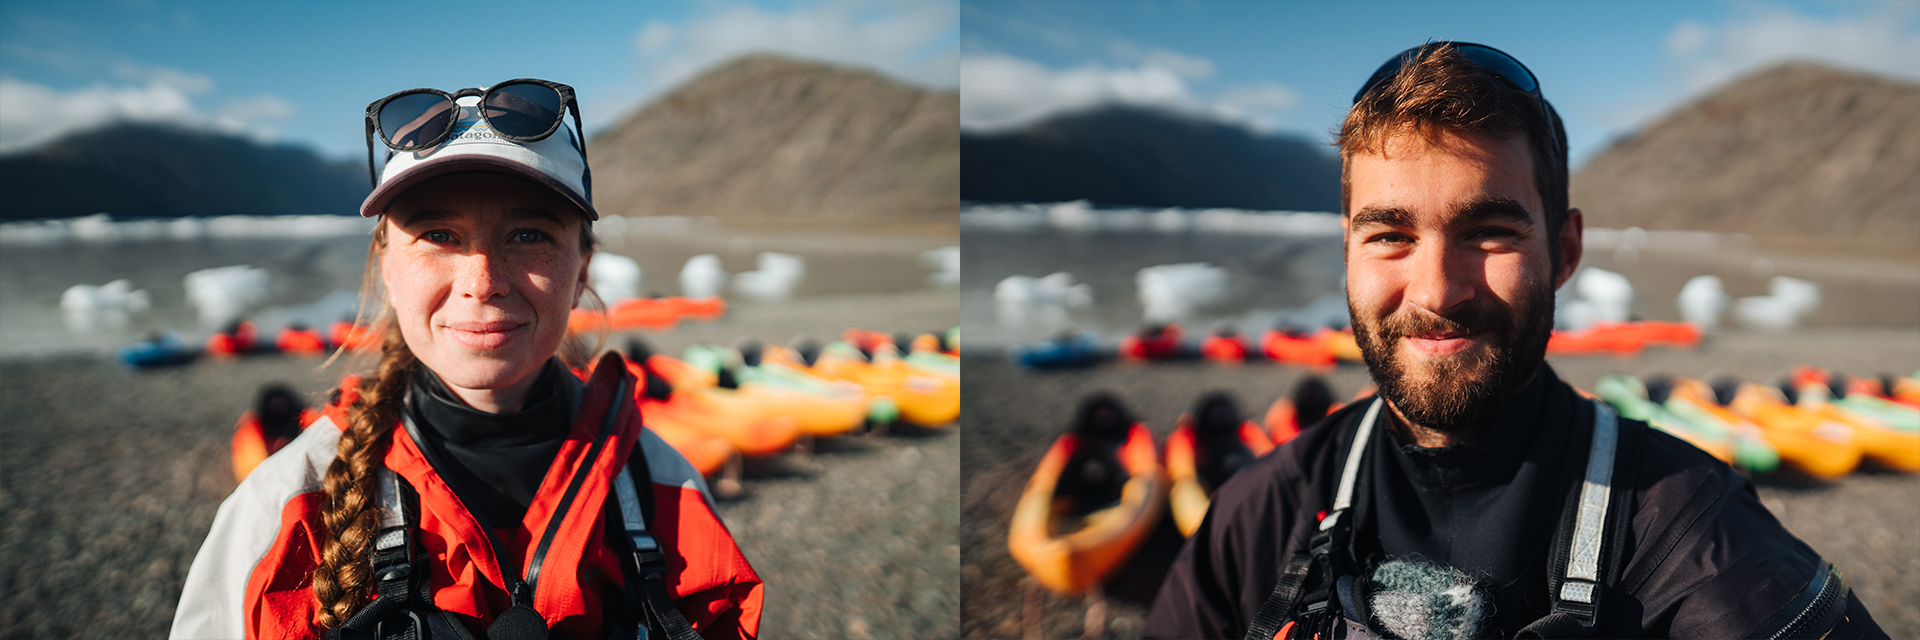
[1143,365,1884,638]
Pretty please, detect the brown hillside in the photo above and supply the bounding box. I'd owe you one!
[587,54,958,226]
[1571,62,1920,250]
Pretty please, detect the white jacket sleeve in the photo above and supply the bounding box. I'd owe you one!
[170,422,341,640]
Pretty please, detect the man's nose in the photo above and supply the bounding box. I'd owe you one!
[1404,241,1475,314]
[454,249,510,300]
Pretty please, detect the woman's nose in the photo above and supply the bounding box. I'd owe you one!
[454,250,511,300]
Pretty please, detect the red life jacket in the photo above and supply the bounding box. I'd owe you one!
[171,354,763,639]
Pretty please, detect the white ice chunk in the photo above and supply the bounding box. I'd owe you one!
[1138,262,1229,322]
[1735,276,1821,330]
[679,254,728,298]
[922,246,960,288]
[590,254,643,303]
[733,252,806,301]
[60,279,151,332]
[1677,275,1729,329]
[1575,267,1634,324]
[184,265,271,326]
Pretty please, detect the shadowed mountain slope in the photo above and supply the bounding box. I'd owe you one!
[961,106,1341,211]
[588,54,958,226]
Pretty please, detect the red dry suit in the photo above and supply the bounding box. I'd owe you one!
[171,359,763,639]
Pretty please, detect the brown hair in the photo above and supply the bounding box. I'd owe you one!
[310,213,604,630]
[1336,43,1569,264]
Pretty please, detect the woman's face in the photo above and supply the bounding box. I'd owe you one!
[381,172,589,408]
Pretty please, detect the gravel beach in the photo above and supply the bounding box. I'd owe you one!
[960,327,1920,639]
[0,280,959,638]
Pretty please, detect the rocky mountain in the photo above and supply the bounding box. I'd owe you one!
[587,54,958,226]
[961,105,1342,212]
[0,123,365,220]
[1572,62,1920,250]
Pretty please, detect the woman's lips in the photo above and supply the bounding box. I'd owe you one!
[1404,330,1478,356]
[443,321,526,350]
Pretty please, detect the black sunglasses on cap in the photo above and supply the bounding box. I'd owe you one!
[1353,42,1567,162]
[362,78,586,187]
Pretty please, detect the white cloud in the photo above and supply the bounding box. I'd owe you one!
[0,66,296,153]
[959,51,1301,134]
[1667,1,1920,93]
[636,0,958,93]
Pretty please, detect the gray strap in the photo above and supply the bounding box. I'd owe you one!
[1321,399,1384,533]
[1559,401,1618,606]
[615,466,659,551]
[376,466,406,532]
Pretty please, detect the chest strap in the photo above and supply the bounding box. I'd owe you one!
[1246,398,1621,640]
[614,462,700,640]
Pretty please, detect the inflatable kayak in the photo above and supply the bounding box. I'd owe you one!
[1727,382,1863,479]
[567,296,725,333]
[1012,331,1108,370]
[801,342,959,427]
[206,321,261,358]
[1199,328,1248,364]
[1783,371,1920,472]
[1260,327,1335,369]
[1264,376,1339,446]
[1119,324,1187,361]
[275,323,328,355]
[1661,378,1781,474]
[1166,393,1272,537]
[1596,375,1736,464]
[619,355,800,457]
[118,332,200,368]
[231,385,318,483]
[682,344,870,438]
[1546,321,1702,356]
[328,320,382,352]
[1008,395,1168,594]
[1328,330,1363,362]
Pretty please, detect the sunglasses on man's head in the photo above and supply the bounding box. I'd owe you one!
[362,79,585,187]
[1354,42,1566,160]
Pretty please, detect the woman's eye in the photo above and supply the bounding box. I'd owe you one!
[513,230,552,244]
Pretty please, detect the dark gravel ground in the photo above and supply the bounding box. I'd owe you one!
[0,288,959,639]
[959,327,1920,639]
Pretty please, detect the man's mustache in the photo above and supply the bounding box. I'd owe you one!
[1379,302,1513,341]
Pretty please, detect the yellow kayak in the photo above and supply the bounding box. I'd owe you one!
[1729,383,1863,479]
[1009,396,1168,594]
[1165,394,1273,537]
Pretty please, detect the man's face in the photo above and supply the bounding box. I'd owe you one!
[1343,129,1581,436]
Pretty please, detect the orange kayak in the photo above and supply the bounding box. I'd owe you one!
[1729,383,1863,479]
[1264,376,1340,445]
[231,386,318,483]
[567,296,725,333]
[1260,328,1336,369]
[805,344,959,427]
[1200,329,1248,364]
[1009,397,1167,594]
[1166,394,1272,537]
[1786,380,1920,472]
[1547,321,1702,356]
[328,320,383,352]
[207,321,260,358]
[275,325,328,355]
[622,357,799,457]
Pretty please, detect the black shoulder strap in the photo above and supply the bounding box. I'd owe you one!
[336,468,427,640]
[1244,399,1384,640]
[1522,399,1628,639]
[614,438,701,640]
[1744,561,1849,640]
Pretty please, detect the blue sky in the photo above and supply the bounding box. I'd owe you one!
[962,0,1920,168]
[0,0,957,160]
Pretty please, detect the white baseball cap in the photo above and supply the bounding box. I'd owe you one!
[360,95,598,220]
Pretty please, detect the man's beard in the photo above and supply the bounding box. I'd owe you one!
[1349,276,1556,438]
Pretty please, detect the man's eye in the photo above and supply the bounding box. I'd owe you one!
[424,230,455,243]
[1368,232,1412,245]
[513,230,552,244]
